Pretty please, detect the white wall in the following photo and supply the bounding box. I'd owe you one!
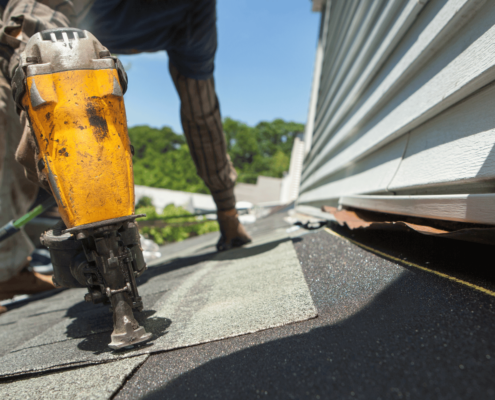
[281,134,306,204]
[299,0,495,224]
[135,185,216,213]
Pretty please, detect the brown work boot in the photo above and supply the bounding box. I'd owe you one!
[0,305,7,315]
[0,269,56,301]
[216,209,252,251]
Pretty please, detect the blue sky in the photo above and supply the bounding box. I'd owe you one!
[119,0,320,133]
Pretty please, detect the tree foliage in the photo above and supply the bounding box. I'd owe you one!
[223,118,304,183]
[129,125,208,193]
[128,118,304,190]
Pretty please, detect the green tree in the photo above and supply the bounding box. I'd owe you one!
[128,119,304,189]
[256,119,303,157]
[129,126,209,193]
[223,118,304,183]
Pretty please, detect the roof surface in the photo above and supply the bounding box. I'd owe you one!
[2,210,495,398]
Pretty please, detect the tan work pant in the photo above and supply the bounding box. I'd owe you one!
[1,0,237,211]
[0,69,38,281]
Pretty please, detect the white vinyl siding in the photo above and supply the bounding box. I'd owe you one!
[299,0,495,224]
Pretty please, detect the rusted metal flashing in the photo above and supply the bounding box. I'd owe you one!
[322,206,495,245]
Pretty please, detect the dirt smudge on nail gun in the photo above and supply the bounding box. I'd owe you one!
[86,103,109,142]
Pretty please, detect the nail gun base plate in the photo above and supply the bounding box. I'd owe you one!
[63,214,146,233]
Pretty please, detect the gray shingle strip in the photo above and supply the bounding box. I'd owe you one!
[0,232,218,356]
[149,231,219,267]
[0,355,148,400]
[0,308,67,358]
[0,289,88,357]
[0,288,85,326]
[0,231,317,378]
[9,261,207,352]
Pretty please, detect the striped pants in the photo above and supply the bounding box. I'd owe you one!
[0,0,238,211]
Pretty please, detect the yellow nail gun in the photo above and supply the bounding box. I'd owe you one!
[12,28,152,350]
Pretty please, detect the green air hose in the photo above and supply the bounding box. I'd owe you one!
[0,197,57,243]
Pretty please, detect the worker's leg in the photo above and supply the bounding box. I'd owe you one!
[0,62,55,312]
[169,63,237,210]
[169,63,252,250]
[0,65,36,283]
[167,1,252,250]
[165,0,251,250]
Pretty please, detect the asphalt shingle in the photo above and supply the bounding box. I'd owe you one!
[115,225,495,400]
[0,225,316,380]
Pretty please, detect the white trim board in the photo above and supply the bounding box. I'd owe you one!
[295,205,337,222]
[340,194,495,225]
